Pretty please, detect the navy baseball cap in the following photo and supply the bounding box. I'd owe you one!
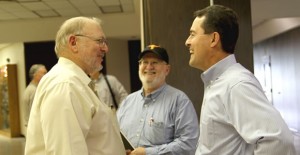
[138,45,169,64]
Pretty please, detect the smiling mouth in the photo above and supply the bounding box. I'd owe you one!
[144,71,156,75]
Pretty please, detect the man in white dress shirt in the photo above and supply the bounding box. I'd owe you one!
[25,17,126,155]
[185,5,296,155]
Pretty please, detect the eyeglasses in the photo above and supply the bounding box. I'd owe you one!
[75,34,108,47]
[139,60,166,67]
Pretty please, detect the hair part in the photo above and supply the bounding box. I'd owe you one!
[194,5,239,54]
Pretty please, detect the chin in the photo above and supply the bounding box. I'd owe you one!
[92,66,102,73]
[189,61,194,67]
[189,62,199,70]
[99,65,103,71]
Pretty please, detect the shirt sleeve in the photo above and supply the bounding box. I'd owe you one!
[39,82,92,155]
[145,97,199,155]
[228,81,295,155]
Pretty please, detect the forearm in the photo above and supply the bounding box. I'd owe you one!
[144,139,197,155]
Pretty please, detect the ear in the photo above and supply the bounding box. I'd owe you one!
[165,64,171,76]
[69,35,78,52]
[210,32,220,47]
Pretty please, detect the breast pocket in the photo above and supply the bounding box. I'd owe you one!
[144,121,165,144]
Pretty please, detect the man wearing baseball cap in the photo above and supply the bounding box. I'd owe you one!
[117,44,199,155]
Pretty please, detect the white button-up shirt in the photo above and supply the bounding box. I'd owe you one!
[196,54,295,155]
[25,57,125,155]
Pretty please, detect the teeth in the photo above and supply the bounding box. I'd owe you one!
[144,72,155,74]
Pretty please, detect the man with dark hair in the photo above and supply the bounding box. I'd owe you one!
[185,5,295,155]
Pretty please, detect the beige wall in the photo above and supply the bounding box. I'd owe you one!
[0,43,26,136]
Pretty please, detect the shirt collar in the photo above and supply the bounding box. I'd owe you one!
[139,83,167,100]
[201,54,237,86]
[58,57,92,86]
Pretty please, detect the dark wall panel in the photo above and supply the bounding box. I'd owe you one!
[143,0,253,117]
[214,0,254,71]
[24,41,57,85]
[128,40,142,93]
[24,41,111,86]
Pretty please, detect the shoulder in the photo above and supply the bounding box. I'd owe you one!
[25,83,37,90]
[221,63,260,87]
[105,74,119,81]
[23,84,37,96]
[125,90,140,99]
[38,66,88,92]
[164,85,189,98]
[121,90,141,103]
[118,90,141,110]
[213,64,265,102]
[161,85,193,107]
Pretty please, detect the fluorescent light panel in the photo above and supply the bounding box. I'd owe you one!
[100,5,122,14]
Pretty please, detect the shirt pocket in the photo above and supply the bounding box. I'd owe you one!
[144,121,165,144]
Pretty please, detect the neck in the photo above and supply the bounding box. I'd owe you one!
[142,83,164,96]
[143,87,154,96]
[60,53,90,75]
[205,51,230,71]
[31,80,39,86]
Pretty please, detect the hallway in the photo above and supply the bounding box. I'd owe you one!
[0,136,25,155]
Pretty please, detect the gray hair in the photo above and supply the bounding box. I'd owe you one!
[29,64,45,80]
[54,16,102,57]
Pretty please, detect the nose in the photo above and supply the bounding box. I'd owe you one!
[144,62,156,69]
[146,63,154,68]
[101,45,109,53]
[185,38,190,47]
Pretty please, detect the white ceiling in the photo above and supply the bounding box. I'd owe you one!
[0,0,299,44]
[0,0,141,44]
[251,0,300,27]
[251,0,300,43]
[0,0,134,20]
